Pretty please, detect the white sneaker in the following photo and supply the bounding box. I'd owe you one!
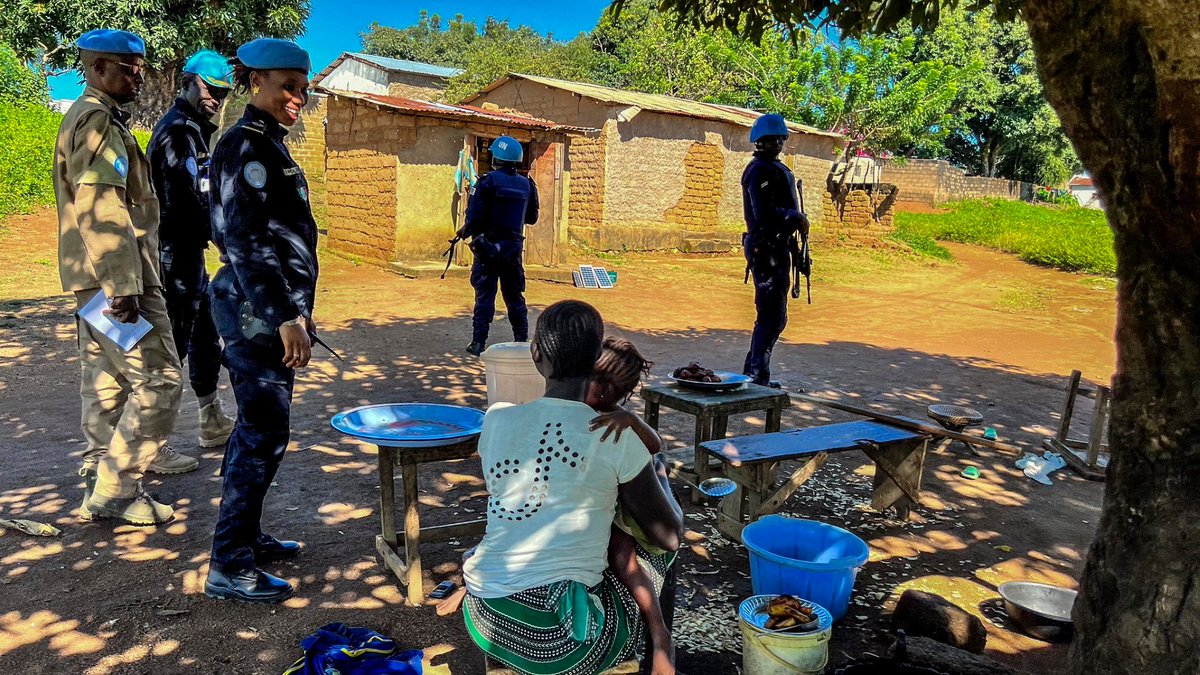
[147,443,200,475]
[198,399,236,448]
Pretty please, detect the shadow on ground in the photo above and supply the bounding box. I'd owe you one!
[0,295,1098,674]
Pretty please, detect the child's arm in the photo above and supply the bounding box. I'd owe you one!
[590,408,662,453]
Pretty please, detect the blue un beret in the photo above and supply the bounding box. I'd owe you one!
[75,29,146,57]
[236,39,310,72]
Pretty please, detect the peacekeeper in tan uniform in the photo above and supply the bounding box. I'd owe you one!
[54,29,194,525]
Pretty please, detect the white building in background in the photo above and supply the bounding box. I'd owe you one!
[1069,174,1103,209]
[49,99,74,113]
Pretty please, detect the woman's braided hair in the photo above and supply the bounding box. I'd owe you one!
[593,337,653,399]
[533,300,604,379]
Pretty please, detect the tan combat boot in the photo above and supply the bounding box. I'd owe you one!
[147,443,200,474]
[198,399,236,448]
[80,488,174,525]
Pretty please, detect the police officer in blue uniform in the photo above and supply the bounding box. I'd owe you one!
[741,114,809,388]
[204,38,316,603]
[147,50,237,455]
[456,136,539,356]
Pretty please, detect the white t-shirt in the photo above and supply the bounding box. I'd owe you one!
[463,398,651,598]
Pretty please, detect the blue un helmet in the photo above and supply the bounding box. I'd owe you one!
[750,113,790,143]
[489,136,523,164]
[183,50,233,89]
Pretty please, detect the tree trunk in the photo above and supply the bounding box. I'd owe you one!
[1022,1,1200,673]
[131,61,182,130]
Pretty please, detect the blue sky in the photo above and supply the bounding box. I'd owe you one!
[50,0,612,99]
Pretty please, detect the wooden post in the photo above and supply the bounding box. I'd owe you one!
[692,414,713,505]
[379,446,398,549]
[1058,370,1083,443]
[1086,385,1111,468]
[402,458,423,605]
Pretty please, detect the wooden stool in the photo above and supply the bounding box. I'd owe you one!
[1044,369,1111,480]
[926,404,984,456]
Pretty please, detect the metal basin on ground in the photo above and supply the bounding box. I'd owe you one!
[998,581,1077,642]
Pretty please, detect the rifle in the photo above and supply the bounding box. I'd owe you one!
[440,235,462,280]
[794,178,813,304]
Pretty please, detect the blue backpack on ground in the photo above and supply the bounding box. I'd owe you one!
[283,623,423,675]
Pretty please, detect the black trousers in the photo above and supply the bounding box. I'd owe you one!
[208,286,294,573]
[742,264,790,385]
[161,245,222,397]
[471,255,528,344]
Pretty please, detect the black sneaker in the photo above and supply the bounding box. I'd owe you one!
[466,342,485,356]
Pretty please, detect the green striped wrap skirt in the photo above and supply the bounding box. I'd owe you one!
[463,548,675,675]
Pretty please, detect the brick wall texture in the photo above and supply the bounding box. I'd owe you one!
[822,188,897,245]
[324,98,404,264]
[884,158,1034,206]
[664,142,724,228]
[287,97,327,227]
[567,131,607,230]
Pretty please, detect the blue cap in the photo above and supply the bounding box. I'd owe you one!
[183,50,233,89]
[750,113,790,142]
[75,29,146,56]
[236,38,310,72]
[490,136,523,163]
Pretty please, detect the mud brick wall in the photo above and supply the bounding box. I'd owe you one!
[822,188,897,245]
[884,159,1034,206]
[664,142,724,227]
[567,130,607,231]
[324,98,406,264]
[287,97,328,227]
[386,77,447,103]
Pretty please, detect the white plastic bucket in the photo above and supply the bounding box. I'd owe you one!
[739,617,830,675]
[480,342,545,408]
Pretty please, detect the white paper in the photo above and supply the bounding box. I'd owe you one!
[79,290,153,352]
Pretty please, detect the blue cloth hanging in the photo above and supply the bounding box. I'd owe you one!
[283,623,423,675]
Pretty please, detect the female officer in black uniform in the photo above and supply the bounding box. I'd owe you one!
[204,38,317,603]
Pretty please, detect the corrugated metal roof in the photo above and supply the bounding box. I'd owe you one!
[311,52,463,87]
[319,88,591,134]
[349,53,463,78]
[466,73,843,140]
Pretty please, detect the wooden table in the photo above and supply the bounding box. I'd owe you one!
[374,438,486,605]
[699,420,930,541]
[642,383,791,503]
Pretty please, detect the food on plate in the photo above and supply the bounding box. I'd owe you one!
[762,595,816,630]
[672,362,722,383]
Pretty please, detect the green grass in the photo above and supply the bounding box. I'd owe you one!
[893,199,1115,276]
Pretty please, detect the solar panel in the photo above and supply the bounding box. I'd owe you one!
[572,271,584,288]
[578,265,601,288]
[594,266,613,289]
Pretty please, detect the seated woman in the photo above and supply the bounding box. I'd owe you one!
[463,300,684,675]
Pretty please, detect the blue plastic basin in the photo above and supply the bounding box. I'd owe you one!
[741,516,870,621]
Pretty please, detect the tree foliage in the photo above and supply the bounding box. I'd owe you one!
[0,40,48,106]
[361,12,601,102]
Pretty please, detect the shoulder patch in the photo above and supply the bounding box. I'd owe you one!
[185,157,198,177]
[114,156,128,178]
[243,161,268,189]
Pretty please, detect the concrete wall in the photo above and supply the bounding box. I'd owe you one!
[884,158,1034,206]
[324,98,402,264]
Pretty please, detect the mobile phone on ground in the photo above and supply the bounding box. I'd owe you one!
[430,580,456,599]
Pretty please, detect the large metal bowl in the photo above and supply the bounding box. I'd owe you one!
[998,581,1077,642]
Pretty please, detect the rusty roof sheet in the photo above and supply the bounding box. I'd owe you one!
[466,73,844,140]
[318,88,593,134]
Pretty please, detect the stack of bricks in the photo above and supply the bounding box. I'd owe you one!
[567,132,607,230]
[664,142,724,228]
[821,188,897,246]
[324,98,411,264]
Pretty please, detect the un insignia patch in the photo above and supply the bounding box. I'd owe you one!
[243,162,268,189]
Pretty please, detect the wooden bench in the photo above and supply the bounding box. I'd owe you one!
[699,420,930,541]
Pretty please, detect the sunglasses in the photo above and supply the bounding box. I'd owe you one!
[199,79,231,101]
[105,59,145,77]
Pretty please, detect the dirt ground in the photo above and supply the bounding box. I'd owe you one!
[0,209,1116,674]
